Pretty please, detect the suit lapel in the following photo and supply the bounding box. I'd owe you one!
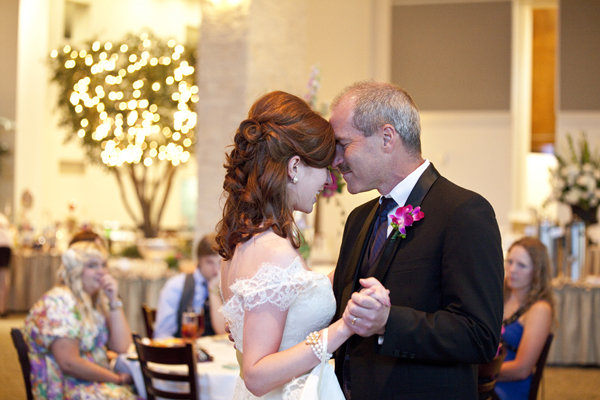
[339,200,379,314]
[370,164,441,282]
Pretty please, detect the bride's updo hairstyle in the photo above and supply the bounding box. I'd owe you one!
[216,91,335,260]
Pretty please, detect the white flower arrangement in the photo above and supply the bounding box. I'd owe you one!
[549,133,600,211]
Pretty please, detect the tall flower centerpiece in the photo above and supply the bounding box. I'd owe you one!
[549,133,600,226]
[49,32,198,237]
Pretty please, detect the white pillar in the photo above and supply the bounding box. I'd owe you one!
[14,0,56,228]
[0,0,20,216]
[195,0,308,237]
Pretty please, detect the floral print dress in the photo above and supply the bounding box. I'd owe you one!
[24,286,137,399]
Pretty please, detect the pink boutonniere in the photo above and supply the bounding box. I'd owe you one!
[390,205,424,240]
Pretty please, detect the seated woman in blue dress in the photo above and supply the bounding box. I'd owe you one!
[494,237,555,400]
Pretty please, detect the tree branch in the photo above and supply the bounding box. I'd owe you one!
[149,160,168,201]
[112,167,140,227]
[154,163,177,230]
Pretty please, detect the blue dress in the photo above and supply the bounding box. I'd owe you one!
[494,320,532,400]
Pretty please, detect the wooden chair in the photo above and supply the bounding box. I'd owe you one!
[528,333,554,400]
[10,328,34,400]
[0,246,11,267]
[132,333,199,400]
[141,304,157,338]
[478,344,507,400]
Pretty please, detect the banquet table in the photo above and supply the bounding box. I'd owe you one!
[547,277,600,365]
[116,335,239,400]
[9,250,62,311]
[8,252,173,334]
[106,257,174,334]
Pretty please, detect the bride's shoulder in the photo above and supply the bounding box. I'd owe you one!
[232,231,301,277]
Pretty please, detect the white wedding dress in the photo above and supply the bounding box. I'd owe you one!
[221,256,336,399]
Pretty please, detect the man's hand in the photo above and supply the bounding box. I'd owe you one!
[342,278,391,337]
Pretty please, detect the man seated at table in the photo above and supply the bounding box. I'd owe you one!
[154,233,225,338]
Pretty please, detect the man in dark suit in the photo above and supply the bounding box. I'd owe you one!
[329,81,504,399]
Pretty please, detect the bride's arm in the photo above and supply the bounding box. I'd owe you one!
[241,304,352,396]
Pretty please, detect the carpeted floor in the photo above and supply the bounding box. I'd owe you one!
[1,312,599,399]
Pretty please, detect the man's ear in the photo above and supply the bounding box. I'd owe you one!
[287,155,301,179]
[381,124,397,150]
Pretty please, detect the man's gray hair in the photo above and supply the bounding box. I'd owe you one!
[331,81,421,156]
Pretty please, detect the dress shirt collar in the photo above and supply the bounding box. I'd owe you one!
[384,159,431,207]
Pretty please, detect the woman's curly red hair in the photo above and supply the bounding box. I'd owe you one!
[216,91,335,260]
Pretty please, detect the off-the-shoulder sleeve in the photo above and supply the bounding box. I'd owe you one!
[230,259,311,312]
[29,288,82,350]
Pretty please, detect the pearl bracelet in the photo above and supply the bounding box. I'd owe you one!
[305,330,332,361]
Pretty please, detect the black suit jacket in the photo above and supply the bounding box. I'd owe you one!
[332,164,504,400]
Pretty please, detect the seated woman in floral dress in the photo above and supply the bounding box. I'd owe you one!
[24,240,137,399]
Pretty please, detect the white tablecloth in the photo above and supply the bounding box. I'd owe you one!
[547,277,600,365]
[116,335,239,400]
[9,251,62,311]
[108,258,173,334]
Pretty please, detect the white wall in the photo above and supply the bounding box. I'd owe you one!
[303,0,514,260]
[11,0,574,255]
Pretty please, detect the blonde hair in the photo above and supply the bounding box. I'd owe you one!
[58,241,109,329]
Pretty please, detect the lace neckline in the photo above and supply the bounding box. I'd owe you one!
[222,256,312,303]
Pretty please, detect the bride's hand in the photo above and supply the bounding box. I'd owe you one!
[343,278,391,337]
[358,278,390,307]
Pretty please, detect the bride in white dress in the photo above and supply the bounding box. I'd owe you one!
[216,91,388,399]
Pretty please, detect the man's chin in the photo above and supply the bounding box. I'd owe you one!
[345,183,361,194]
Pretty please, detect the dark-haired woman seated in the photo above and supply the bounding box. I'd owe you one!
[494,237,555,400]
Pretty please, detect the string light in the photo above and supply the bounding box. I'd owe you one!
[50,32,197,168]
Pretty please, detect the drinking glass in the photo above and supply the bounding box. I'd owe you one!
[181,311,198,342]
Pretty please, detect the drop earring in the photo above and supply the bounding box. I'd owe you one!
[292,176,298,184]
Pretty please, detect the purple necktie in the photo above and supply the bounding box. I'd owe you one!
[364,197,397,275]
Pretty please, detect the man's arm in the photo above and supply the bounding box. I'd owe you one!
[346,195,503,364]
[379,196,504,363]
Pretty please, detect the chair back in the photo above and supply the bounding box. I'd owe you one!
[132,333,199,400]
[0,246,11,267]
[141,304,157,338]
[528,333,554,400]
[477,344,507,400]
[10,328,34,400]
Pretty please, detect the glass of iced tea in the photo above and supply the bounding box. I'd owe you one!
[181,311,198,342]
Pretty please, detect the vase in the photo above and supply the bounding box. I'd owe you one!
[570,205,599,226]
[137,237,176,261]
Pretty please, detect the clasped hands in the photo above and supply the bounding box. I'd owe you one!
[342,277,391,337]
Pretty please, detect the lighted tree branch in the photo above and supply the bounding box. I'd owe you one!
[49,32,198,237]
